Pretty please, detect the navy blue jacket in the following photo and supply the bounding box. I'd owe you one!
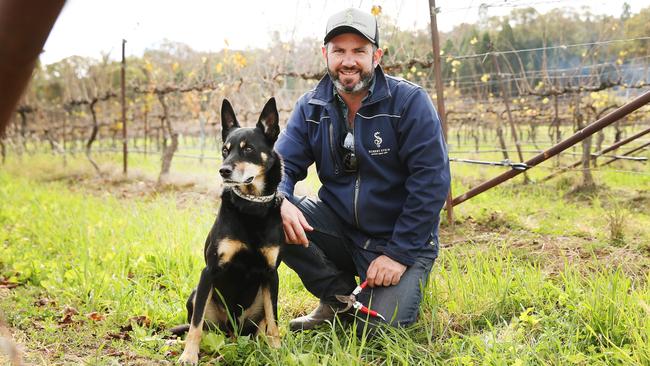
[275,66,450,266]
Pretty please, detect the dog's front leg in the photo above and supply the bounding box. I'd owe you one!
[261,285,280,348]
[179,267,213,364]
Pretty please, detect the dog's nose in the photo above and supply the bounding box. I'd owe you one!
[219,166,233,178]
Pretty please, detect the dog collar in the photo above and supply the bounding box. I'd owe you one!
[231,186,276,203]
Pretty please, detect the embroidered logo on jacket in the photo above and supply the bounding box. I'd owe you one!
[368,131,390,156]
[373,132,383,148]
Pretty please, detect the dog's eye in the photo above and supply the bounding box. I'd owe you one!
[222,147,229,156]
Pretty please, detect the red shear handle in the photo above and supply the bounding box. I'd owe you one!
[358,304,386,321]
[359,305,377,317]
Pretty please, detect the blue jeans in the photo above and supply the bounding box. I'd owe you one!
[282,196,435,335]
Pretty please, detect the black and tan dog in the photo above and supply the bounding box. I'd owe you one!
[178,98,284,364]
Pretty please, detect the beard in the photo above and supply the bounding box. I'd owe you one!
[327,60,375,94]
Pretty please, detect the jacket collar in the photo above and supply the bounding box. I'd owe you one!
[309,65,391,107]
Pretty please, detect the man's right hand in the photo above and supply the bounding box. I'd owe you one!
[280,199,313,247]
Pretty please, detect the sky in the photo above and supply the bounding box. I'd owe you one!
[40,0,649,65]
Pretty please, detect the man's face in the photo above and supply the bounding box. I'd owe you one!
[322,33,383,94]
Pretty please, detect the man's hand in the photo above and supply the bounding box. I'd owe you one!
[366,255,407,287]
[280,199,313,247]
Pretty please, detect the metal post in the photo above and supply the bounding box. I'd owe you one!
[62,109,67,167]
[121,39,128,174]
[428,0,454,223]
[452,90,650,207]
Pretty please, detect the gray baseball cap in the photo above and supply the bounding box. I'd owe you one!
[324,8,379,46]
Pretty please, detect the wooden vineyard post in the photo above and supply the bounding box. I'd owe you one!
[428,0,454,224]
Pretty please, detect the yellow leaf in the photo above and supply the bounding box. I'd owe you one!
[172,62,179,72]
[542,97,549,104]
[215,62,223,74]
[480,74,490,83]
[470,37,478,45]
[371,5,382,16]
[233,52,247,68]
[144,60,153,73]
[86,312,106,322]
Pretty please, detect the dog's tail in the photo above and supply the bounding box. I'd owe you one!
[168,324,190,337]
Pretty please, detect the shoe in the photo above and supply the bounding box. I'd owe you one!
[289,302,350,331]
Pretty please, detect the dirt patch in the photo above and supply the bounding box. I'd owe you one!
[440,218,650,278]
[562,183,609,204]
[40,164,222,208]
[627,190,650,215]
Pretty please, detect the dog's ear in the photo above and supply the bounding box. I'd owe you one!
[256,97,280,145]
[221,99,239,142]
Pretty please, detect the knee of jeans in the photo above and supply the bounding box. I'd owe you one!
[281,241,327,267]
[394,313,418,327]
[354,317,381,339]
[353,311,418,339]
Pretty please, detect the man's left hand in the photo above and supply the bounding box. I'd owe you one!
[366,255,407,287]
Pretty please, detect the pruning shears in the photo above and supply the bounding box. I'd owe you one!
[335,280,386,321]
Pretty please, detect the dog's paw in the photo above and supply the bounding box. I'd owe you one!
[265,324,281,349]
[178,350,199,365]
[267,335,281,349]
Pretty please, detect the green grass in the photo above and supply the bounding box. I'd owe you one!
[1,148,649,365]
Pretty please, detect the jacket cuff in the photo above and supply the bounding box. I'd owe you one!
[278,179,295,197]
[382,246,415,267]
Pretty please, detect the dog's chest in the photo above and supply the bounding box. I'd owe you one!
[215,239,280,270]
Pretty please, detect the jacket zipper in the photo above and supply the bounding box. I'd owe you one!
[354,171,360,228]
[352,114,360,228]
[327,120,340,175]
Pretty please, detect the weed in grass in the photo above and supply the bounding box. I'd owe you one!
[605,201,628,247]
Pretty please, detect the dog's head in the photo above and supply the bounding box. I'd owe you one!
[219,98,280,194]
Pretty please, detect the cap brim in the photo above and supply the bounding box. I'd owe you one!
[324,25,376,45]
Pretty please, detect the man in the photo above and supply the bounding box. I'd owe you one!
[275,8,450,336]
